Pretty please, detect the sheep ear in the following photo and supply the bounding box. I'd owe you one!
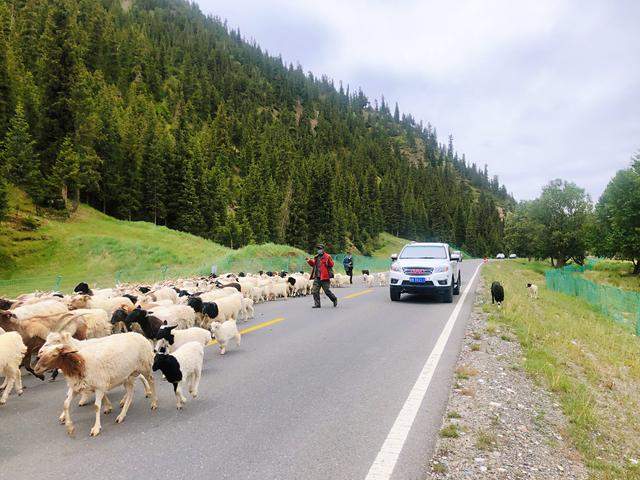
[163,320,167,325]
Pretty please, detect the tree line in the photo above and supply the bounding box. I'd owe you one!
[0,0,512,255]
[504,152,640,273]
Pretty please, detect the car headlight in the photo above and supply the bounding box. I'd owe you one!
[390,263,401,272]
[433,265,449,273]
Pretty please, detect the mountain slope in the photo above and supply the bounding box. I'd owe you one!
[0,0,512,256]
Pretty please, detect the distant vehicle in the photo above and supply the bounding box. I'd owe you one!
[389,242,461,303]
[509,253,517,259]
[496,253,506,259]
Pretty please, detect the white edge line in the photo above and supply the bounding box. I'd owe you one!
[364,263,482,480]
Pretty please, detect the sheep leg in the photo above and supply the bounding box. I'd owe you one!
[102,394,113,414]
[138,374,152,398]
[90,390,105,436]
[0,376,7,390]
[141,371,158,410]
[174,382,187,409]
[235,332,241,347]
[15,368,23,395]
[190,370,201,398]
[219,341,227,355]
[116,380,135,424]
[0,375,15,404]
[78,392,91,406]
[61,388,76,436]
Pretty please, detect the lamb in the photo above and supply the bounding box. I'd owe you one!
[363,273,375,288]
[0,331,27,405]
[210,319,241,355]
[154,326,211,353]
[153,342,204,410]
[491,281,505,306]
[269,282,289,300]
[526,283,538,299]
[34,331,158,436]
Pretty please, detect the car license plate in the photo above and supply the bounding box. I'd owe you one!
[410,277,426,283]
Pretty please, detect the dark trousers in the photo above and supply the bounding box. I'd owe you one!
[346,267,353,284]
[312,279,336,306]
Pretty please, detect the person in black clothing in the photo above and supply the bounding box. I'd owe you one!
[342,253,354,284]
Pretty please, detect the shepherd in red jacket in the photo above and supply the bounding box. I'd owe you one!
[307,243,338,308]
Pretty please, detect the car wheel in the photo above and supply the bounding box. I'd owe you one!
[390,288,401,302]
[453,273,461,295]
[443,283,453,303]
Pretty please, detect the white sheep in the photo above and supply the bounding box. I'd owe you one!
[375,272,387,286]
[152,341,204,409]
[210,319,241,355]
[142,287,178,304]
[0,331,27,405]
[2,299,68,322]
[34,331,158,437]
[67,309,112,339]
[210,293,243,322]
[154,326,211,353]
[363,273,375,288]
[527,283,539,299]
[146,304,196,329]
[241,297,255,321]
[69,295,134,315]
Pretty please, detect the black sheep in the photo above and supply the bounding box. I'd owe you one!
[491,281,505,306]
[73,282,92,295]
[124,308,163,339]
[187,296,219,321]
[362,269,370,276]
[122,293,138,304]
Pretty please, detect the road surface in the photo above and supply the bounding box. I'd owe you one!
[1,260,482,480]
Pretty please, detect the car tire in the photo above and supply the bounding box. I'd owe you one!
[390,288,401,302]
[453,273,461,295]
[443,283,453,303]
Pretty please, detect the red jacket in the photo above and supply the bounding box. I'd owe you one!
[307,253,334,281]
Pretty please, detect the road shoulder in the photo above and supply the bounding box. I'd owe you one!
[428,278,587,479]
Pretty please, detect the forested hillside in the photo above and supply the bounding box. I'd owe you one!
[0,0,513,255]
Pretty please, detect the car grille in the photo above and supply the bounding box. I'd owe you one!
[402,267,433,275]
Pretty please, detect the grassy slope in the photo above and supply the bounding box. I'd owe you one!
[482,260,640,479]
[584,260,640,293]
[0,188,307,296]
[371,232,475,259]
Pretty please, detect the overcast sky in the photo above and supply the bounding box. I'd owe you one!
[196,0,639,200]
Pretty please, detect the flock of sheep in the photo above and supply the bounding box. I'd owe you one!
[0,268,388,437]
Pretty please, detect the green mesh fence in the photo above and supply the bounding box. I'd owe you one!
[546,269,640,335]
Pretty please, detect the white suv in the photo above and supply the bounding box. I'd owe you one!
[388,242,462,303]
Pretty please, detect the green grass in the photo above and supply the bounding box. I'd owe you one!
[584,260,640,293]
[0,187,308,296]
[370,231,475,259]
[439,424,460,438]
[475,429,498,451]
[482,260,640,479]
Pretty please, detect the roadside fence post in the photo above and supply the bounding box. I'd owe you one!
[54,275,62,291]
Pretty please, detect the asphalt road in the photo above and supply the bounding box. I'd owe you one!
[1,259,482,480]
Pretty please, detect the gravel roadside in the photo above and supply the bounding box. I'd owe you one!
[429,279,588,479]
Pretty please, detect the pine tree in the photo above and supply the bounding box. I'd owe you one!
[1,102,42,203]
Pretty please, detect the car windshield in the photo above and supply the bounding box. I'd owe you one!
[400,245,447,260]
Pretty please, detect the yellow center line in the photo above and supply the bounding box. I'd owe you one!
[343,289,373,299]
[208,316,285,346]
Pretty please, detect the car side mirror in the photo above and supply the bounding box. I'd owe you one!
[390,253,398,261]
